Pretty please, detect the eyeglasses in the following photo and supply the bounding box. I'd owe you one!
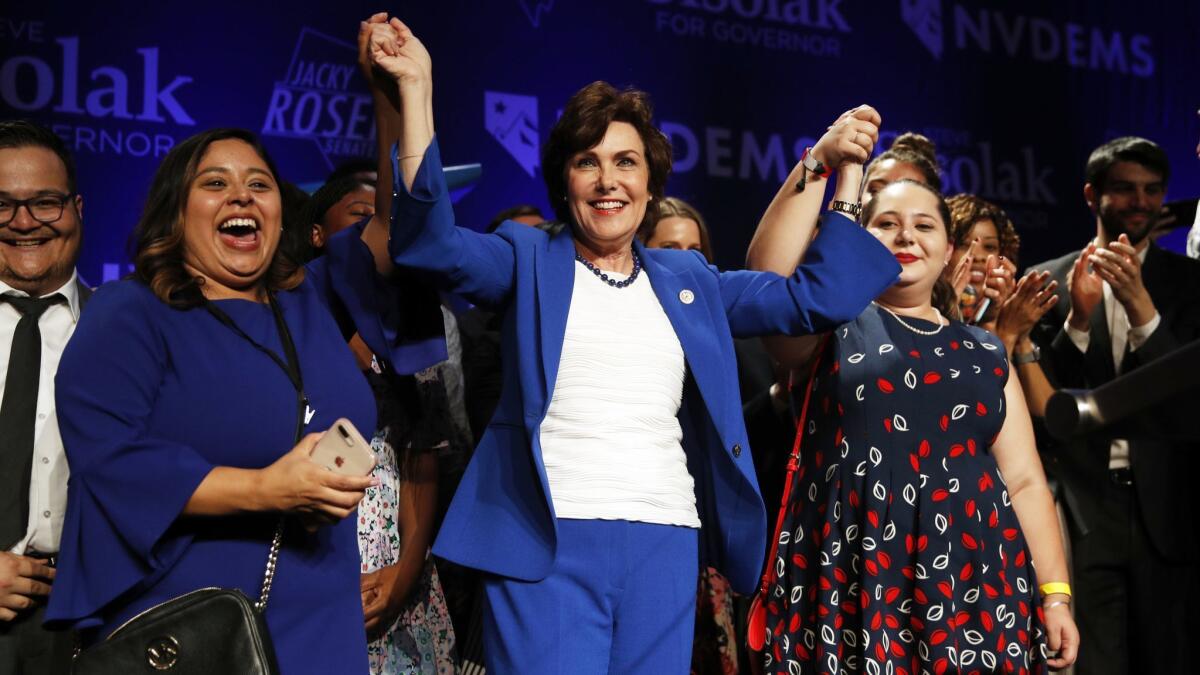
[0,193,77,226]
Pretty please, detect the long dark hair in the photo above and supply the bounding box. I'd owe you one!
[131,128,303,308]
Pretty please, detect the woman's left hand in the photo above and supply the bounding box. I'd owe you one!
[1042,598,1079,669]
[361,564,417,640]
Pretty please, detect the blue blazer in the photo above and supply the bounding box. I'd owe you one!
[390,140,900,593]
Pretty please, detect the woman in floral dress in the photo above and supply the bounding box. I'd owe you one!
[357,355,458,675]
[747,168,1079,673]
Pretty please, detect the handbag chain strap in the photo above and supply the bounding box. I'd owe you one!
[255,521,285,612]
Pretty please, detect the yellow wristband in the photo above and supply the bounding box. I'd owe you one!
[1039,582,1071,597]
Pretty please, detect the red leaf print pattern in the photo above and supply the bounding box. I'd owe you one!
[761,313,1049,671]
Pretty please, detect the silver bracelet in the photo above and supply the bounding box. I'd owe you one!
[1044,600,1070,611]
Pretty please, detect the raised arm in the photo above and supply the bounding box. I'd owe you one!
[747,105,881,366]
[349,16,435,276]
[746,105,880,274]
[367,17,515,307]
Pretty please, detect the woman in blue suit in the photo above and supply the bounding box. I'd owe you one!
[366,18,900,674]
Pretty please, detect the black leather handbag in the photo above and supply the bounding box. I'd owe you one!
[73,295,307,674]
[72,524,284,674]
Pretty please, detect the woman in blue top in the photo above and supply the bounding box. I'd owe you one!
[45,52,447,673]
[366,17,899,675]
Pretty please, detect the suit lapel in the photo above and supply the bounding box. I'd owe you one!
[638,243,727,433]
[535,228,576,413]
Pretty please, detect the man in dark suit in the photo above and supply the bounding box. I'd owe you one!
[1029,136,1200,674]
[0,120,88,674]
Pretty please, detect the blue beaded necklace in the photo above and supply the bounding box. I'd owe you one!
[575,249,642,288]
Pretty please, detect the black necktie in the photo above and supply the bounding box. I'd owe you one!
[0,293,65,550]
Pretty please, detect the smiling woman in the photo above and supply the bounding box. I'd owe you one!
[747,178,1080,673]
[130,129,300,307]
[367,16,901,674]
[45,105,448,674]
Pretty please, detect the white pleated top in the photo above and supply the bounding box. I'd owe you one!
[538,261,700,528]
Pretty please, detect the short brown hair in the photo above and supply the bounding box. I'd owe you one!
[0,120,77,193]
[946,193,1020,266]
[1085,136,1169,195]
[541,81,673,229]
[132,128,303,308]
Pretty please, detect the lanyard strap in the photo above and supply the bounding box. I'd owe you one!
[203,294,307,443]
[201,293,305,612]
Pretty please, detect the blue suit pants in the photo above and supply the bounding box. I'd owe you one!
[482,519,699,674]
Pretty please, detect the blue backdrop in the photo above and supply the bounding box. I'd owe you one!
[3,0,1198,283]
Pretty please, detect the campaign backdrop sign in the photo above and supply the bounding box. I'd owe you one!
[3,0,1197,282]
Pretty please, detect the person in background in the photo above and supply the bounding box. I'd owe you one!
[487,204,545,233]
[1028,136,1200,674]
[279,180,316,264]
[329,157,380,187]
[943,194,1018,326]
[641,196,714,261]
[0,120,87,675]
[305,176,377,254]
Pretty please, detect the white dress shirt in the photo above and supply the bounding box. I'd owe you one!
[1,273,81,555]
[1063,246,1158,469]
[1187,200,1200,259]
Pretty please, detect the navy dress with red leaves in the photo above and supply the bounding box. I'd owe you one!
[762,305,1049,675]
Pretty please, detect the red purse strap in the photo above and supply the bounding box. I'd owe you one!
[756,334,829,600]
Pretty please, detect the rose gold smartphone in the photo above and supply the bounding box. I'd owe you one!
[309,418,376,476]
